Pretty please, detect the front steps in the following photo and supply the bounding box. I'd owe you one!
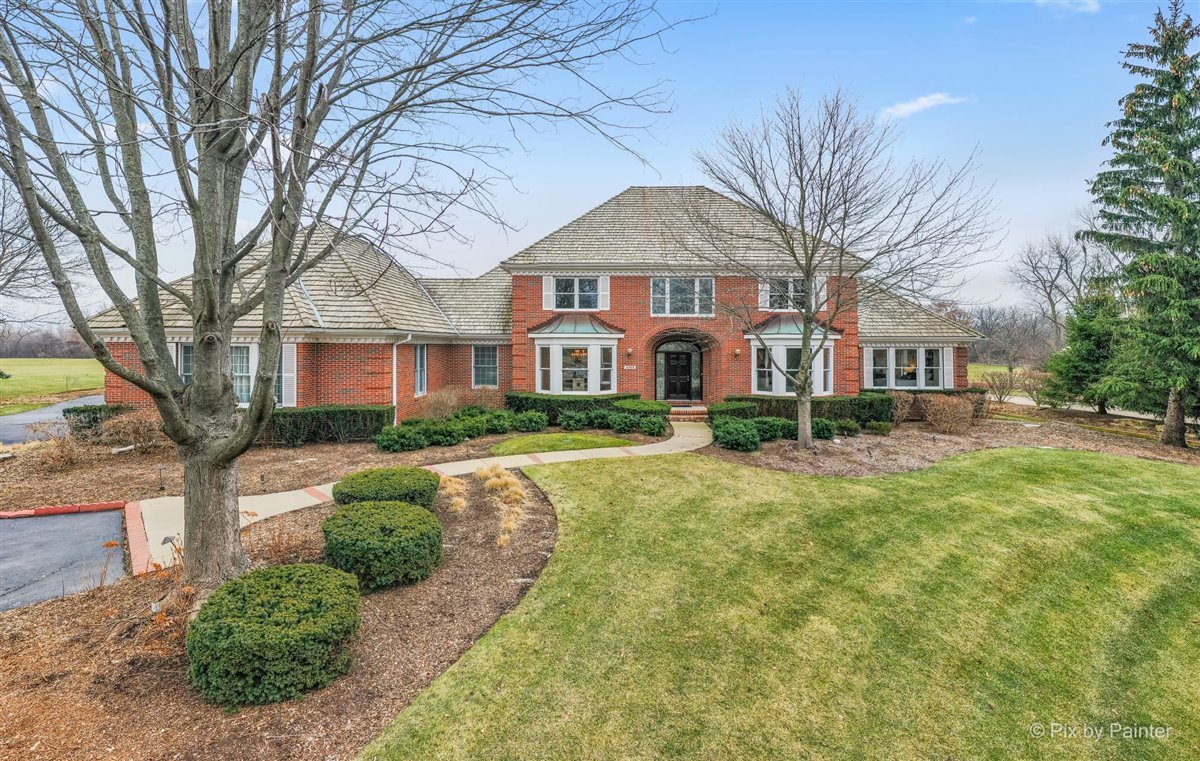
[667,405,708,423]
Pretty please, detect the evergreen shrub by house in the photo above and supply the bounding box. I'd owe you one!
[453,405,492,419]
[485,410,515,434]
[713,417,761,452]
[609,412,639,434]
[558,409,590,431]
[513,410,549,432]
[836,419,861,437]
[504,391,639,424]
[265,405,394,446]
[588,407,614,429]
[375,425,428,452]
[62,404,133,437]
[723,394,893,425]
[186,563,360,707]
[422,419,467,447]
[707,400,756,422]
[640,415,668,436]
[332,466,440,509]
[753,416,797,442]
[322,501,444,590]
[612,399,671,417]
[810,417,837,440]
[458,415,489,439]
[866,421,892,436]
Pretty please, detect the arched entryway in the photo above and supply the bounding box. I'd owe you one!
[655,340,702,400]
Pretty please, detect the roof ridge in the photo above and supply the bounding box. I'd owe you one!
[332,238,397,330]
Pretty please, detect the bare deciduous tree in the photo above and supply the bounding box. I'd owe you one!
[682,90,996,447]
[969,304,1054,371]
[0,0,677,593]
[0,176,83,320]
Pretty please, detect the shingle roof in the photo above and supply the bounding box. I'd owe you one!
[858,287,982,342]
[417,267,512,334]
[502,186,844,272]
[89,226,456,335]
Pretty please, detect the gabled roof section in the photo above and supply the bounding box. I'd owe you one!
[418,267,512,335]
[502,186,846,273]
[88,226,457,335]
[528,313,623,336]
[858,286,983,342]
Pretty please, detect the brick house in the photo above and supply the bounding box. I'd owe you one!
[91,186,980,418]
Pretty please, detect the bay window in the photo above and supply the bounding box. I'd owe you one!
[864,347,951,390]
[600,346,614,391]
[561,346,589,391]
[651,277,714,316]
[538,346,551,392]
[750,340,835,396]
[533,339,619,394]
[472,345,499,388]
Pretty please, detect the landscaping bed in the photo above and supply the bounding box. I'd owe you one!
[0,469,556,760]
[701,417,1200,477]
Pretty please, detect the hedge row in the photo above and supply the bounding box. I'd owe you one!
[504,391,640,424]
[722,393,893,424]
[265,405,394,447]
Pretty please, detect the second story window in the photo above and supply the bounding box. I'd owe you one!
[651,277,714,316]
[767,278,805,310]
[555,277,599,310]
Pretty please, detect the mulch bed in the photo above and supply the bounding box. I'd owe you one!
[0,427,654,512]
[0,472,557,760]
[702,418,1200,477]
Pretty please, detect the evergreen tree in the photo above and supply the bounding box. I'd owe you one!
[1086,0,1200,447]
[1045,283,1122,413]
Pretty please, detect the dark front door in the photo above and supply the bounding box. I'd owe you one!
[665,352,692,400]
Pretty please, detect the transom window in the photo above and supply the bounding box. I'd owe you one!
[767,278,806,311]
[555,277,599,310]
[472,345,499,388]
[866,347,946,390]
[651,277,714,316]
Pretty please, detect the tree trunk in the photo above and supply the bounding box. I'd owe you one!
[796,391,814,449]
[1096,398,1108,416]
[1161,388,1189,449]
[179,445,248,588]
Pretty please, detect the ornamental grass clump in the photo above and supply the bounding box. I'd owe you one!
[186,564,360,707]
[439,476,468,513]
[322,501,444,589]
[475,463,528,548]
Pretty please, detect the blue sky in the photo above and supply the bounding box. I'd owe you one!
[409,0,1161,306]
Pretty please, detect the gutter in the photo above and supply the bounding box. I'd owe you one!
[392,333,413,423]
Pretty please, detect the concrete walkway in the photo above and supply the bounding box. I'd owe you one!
[130,421,712,571]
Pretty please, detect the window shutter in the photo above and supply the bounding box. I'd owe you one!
[942,347,954,389]
[813,277,828,312]
[862,348,871,388]
[598,276,610,310]
[282,343,297,406]
[542,276,554,310]
[757,280,769,310]
[171,342,179,369]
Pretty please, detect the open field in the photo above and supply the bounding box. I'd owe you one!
[967,362,1012,382]
[489,432,635,456]
[368,450,1200,760]
[0,358,103,400]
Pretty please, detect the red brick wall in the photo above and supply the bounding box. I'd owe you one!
[955,345,970,389]
[102,341,154,408]
[296,342,393,407]
[510,275,860,403]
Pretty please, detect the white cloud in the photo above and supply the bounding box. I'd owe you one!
[1035,0,1100,13]
[881,93,971,120]
[963,15,977,24]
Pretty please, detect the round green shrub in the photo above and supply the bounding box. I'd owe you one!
[558,409,590,431]
[459,415,489,439]
[453,404,491,419]
[485,410,514,434]
[713,417,761,451]
[752,417,780,442]
[836,418,861,437]
[865,420,892,436]
[422,420,466,446]
[332,466,440,509]
[514,410,548,432]
[375,425,428,452]
[811,417,837,440]
[609,412,639,434]
[639,415,667,437]
[766,416,799,440]
[186,563,360,707]
[588,407,614,429]
[322,501,444,590]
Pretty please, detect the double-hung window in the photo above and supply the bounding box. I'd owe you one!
[534,340,619,394]
[751,342,834,396]
[177,341,293,406]
[555,277,599,310]
[561,346,589,391]
[414,344,427,397]
[230,345,252,404]
[767,278,806,311]
[472,345,499,388]
[866,347,947,390]
[651,277,714,316]
[178,344,194,385]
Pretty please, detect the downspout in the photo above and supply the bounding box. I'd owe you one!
[392,334,413,424]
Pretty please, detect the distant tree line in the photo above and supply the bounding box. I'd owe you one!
[0,324,91,358]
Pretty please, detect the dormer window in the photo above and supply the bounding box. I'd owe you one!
[555,277,599,310]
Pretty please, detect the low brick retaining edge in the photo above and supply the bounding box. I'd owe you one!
[0,500,125,519]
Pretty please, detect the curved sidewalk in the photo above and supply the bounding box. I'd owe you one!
[130,421,712,571]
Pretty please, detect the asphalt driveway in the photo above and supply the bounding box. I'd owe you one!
[0,511,126,612]
[0,393,104,445]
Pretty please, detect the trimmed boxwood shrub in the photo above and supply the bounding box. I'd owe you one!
[322,501,444,590]
[504,391,639,424]
[612,398,671,417]
[458,415,489,439]
[513,410,549,432]
[713,417,760,451]
[753,416,796,442]
[640,415,668,436]
[724,394,893,425]
[609,412,639,434]
[836,418,861,437]
[452,404,492,419]
[186,563,360,707]
[332,466,440,509]
[422,420,467,446]
[559,409,590,431]
[811,417,837,440]
[866,421,892,435]
[265,405,394,446]
[588,407,614,429]
[707,400,756,422]
[375,425,428,452]
[62,404,133,437]
[485,410,514,434]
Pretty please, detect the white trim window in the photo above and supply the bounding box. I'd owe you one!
[751,341,834,396]
[178,343,194,385]
[758,276,827,312]
[414,344,427,397]
[230,345,252,404]
[864,347,953,390]
[534,338,619,394]
[651,277,714,316]
[556,277,599,310]
[472,345,499,388]
[173,340,296,407]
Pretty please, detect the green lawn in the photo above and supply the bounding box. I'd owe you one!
[0,358,104,399]
[489,432,635,456]
[366,450,1200,760]
[968,362,1012,382]
[0,402,46,417]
